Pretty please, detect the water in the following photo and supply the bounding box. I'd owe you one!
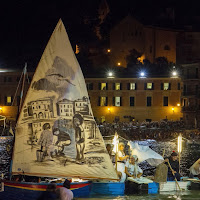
[0,138,200,199]
[83,191,200,199]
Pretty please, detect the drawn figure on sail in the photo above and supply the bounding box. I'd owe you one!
[73,114,85,162]
[37,123,53,161]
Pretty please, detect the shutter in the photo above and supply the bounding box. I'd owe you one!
[106,83,108,90]
[113,83,115,90]
[4,96,7,105]
[120,97,122,106]
[169,83,171,90]
[98,96,101,106]
[98,83,101,90]
[127,83,130,90]
[113,97,115,106]
[135,83,137,90]
[120,83,122,90]
[11,96,13,104]
[161,83,163,90]
[152,83,154,90]
[178,83,180,90]
[105,97,108,106]
[144,83,147,90]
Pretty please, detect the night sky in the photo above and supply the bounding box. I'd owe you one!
[0,0,199,71]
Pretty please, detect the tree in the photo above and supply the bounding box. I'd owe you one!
[126,49,142,69]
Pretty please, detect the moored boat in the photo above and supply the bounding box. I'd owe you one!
[0,19,118,199]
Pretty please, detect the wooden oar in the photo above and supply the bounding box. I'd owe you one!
[167,160,182,191]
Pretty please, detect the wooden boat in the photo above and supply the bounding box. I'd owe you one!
[0,19,118,199]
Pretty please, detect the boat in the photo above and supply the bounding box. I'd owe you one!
[0,19,118,199]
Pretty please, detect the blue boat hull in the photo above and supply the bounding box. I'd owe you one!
[0,181,91,200]
[91,182,125,195]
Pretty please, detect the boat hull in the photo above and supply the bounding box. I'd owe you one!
[125,180,190,194]
[0,180,91,200]
[91,182,125,195]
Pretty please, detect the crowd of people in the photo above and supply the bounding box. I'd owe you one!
[98,120,200,141]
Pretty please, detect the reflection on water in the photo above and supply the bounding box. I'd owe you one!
[82,190,200,199]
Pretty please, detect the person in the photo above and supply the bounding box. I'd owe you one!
[125,155,143,179]
[37,183,57,200]
[164,151,181,181]
[73,114,85,162]
[56,179,73,200]
[116,142,129,182]
[189,158,200,178]
[37,123,53,161]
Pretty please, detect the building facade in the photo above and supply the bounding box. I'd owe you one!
[110,15,176,67]
[0,72,182,124]
[181,63,200,128]
[86,77,182,123]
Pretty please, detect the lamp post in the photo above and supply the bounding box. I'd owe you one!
[177,134,182,173]
[112,132,119,171]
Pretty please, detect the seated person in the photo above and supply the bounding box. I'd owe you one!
[189,158,200,178]
[164,151,181,181]
[125,155,143,179]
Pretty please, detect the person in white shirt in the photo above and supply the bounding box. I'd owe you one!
[116,143,129,182]
[125,155,143,179]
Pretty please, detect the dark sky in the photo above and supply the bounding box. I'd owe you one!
[0,0,199,71]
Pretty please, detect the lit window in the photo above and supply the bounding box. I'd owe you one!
[164,83,169,90]
[7,96,11,103]
[100,97,107,106]
[147,83,152,89]
[130,83,136,90]
[114,97,121,107]
[101,83,107,90]
[115,83,121,90]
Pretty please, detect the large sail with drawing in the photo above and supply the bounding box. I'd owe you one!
[12,19,117,180]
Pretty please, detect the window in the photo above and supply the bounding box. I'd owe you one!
[86,83,93,90]
[129,83,136,90]
[115,83,121,90]
[163,96,168,106]
[146,83,153,90]
[178,83,181,90]
[147,96,152,106]
[5,96,12,105]
[99,97,107,106]
[164,45,170,50]
[164,83,169,90]
[100,83,107,90]
[130,97,135,106]
[7,96,11,103]
[113,97,121,106]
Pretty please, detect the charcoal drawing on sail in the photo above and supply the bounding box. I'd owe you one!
[12,19,117,180]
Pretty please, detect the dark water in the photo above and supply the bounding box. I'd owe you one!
[0,138,200,199]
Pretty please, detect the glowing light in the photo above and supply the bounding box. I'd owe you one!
[107,107,111,111]
[172,107,174,111]
[117,62,121,66]
[107,49,111,53]
[112,133,119,154]
[140,72,146,78]
[108,72,113,76]
[172,71,177,77]
[0,107,2,110]
[177,103,180,107]
[178,134,182,153]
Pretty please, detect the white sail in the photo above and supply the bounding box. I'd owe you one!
[12,19,118,180]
